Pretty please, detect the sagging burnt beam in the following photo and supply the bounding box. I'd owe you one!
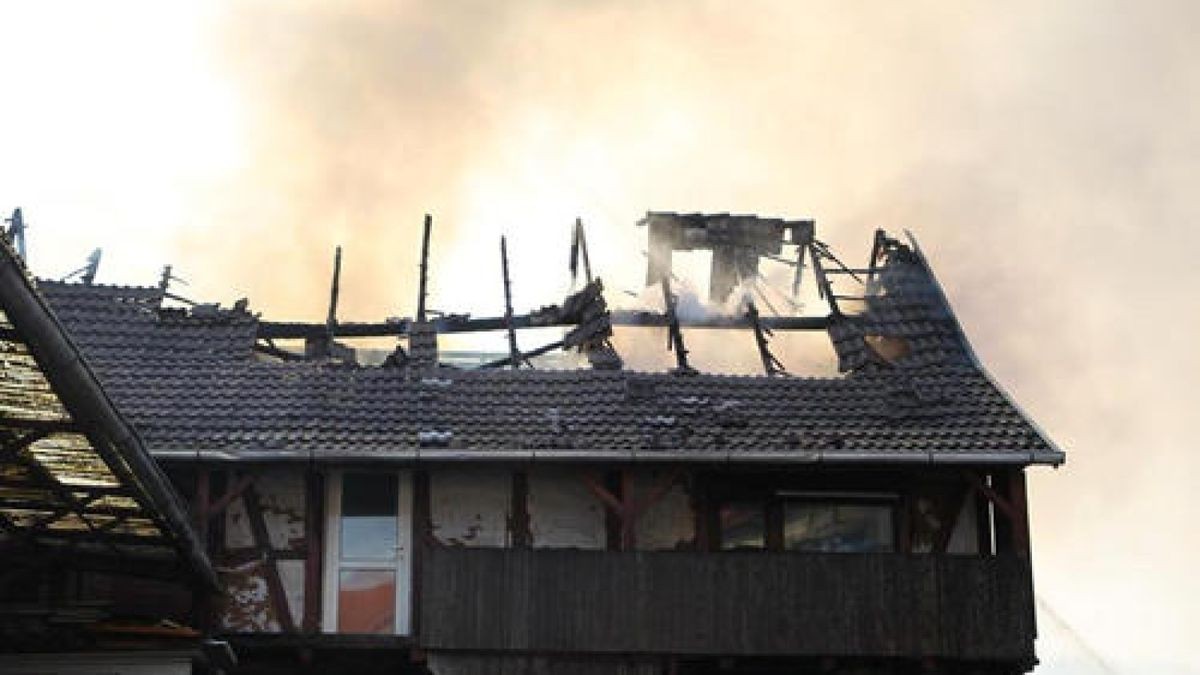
[23,527,170,547]
[0,541,191,581]
[257,312,832,340]
[1,418,77,435]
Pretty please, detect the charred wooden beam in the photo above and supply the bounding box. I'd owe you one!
[500,236,523,370]
[0,428,54,460]
[417,214,432,322]
[661,277,694,375]
[0,419,75,436]
[0,540,190,581]
[480,338,563,369]
[570,217,593,285]
[257,311,832,340]
[326,245,342,334]
[809,243,841,317]
[746,302,787,377]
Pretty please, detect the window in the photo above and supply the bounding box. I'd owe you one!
[322,471,413,635]
[783,501,894,553]
[715,491,897,553]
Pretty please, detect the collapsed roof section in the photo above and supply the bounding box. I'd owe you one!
[28,213,1064,467]
[638,212,814,304]
[0,237,217,588]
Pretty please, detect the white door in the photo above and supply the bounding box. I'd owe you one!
[322,470,413,635]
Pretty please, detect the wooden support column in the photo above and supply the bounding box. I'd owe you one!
[1007,468,1031,558]
[898,488,915,554]
[619,469,637,550]
[989,472,1015,555]
[411,469,430,639]
[510,470,531,549]
[693,473,721,552]
[191,467,213,633]
[302,469,324,633]
[764,499,783,552]
[193,468,211,543]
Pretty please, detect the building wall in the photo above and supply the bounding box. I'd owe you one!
[430,467,511,547]
[527,467,606,549]
[632,468,694,550]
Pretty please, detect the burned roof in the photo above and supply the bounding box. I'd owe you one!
[32,222,1063,467]
[0,237,217,587]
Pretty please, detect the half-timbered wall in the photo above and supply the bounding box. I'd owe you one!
[218,468,308,632]
[527,467,606,549]
[632,468,693,551]
[430,468,511,547]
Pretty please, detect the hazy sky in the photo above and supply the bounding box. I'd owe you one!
[2,2,1197,672]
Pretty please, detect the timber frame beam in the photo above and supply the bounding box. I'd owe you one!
[582,468,682,551]
[963,469,1030,556]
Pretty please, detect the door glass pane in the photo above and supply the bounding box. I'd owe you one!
[341,472,398,559]
[719,501,765,550]
[784,502,894,552]
[338,569,396,633]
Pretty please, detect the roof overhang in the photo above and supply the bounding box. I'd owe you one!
[0,238,218,590]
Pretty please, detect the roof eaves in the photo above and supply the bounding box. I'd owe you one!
[152,447,1064,466]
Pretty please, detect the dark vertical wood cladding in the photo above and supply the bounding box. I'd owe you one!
[419,548,1034,661]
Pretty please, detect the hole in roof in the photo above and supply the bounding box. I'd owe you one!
[864,334,912,364]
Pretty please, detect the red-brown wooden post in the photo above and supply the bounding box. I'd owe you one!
[620,469,637,551]
[191,467,212,633]
[302,469,323,633]
[1007,468,1031,558]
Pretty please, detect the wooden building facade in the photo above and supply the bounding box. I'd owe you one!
[1,213,1064,674]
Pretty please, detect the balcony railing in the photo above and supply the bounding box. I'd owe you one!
[419,547,1034,660]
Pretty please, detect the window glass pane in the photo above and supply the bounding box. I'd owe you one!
[338,569,396,633]
[784,502,894,553]
[719,501,765,550]
[341,473,397,559]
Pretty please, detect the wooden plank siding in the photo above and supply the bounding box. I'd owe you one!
[419,547,1034,661]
